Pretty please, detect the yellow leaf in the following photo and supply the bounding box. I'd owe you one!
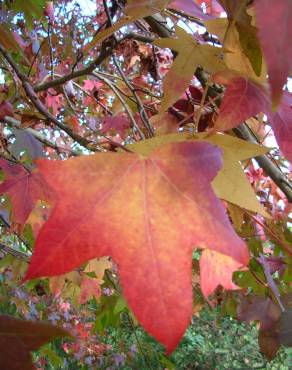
[49,271,81,296]
[228,203,244,231]
[154,26,226,114]
[85,256,112,281]
[128,132,269,217]
[84,0,170,53]
[205,18,267,83]
[126,0,170,18]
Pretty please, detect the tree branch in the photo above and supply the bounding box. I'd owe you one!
[2,116,79,156]
[33,37,121,92]
[0,42,99,151]
[0,242,30,262]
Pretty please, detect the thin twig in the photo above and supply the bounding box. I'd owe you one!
[0,42,99,152]
[92,71,145,140]
[0,242,30,262]
[258,254,286,312]
[102,0,154,138]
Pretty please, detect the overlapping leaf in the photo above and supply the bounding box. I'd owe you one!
[24,141,249,352]
[129,132,269,216]
[0,315,69,370]
[199,250,243,298]
[169,0,212,19]
[255,0,292,106]
[83,0,170,53]
[213,72,269,132]
[267,92,292,163]
[205,18,267,82]
[154,26,225,114]
[213,73,292,162]
[0,159,54,224]
[218,0,262,76]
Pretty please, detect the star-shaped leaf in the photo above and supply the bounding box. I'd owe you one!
[0,159,54,224]
[213,72,292,163]
[24,141,249,353]
[154,26,226,114]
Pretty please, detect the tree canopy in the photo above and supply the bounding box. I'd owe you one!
[0,0,291,368]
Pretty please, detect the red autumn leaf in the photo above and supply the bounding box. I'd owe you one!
[237,295,282,360]
[214,73,292,162]
[237,295,281,330]
[24,141,249,352]
[255,0,292,106]
[0,100,13,120]
[268,91,292,163]
[83,79,103,92]
[213,73,269,131]
[79,277,102,304]
[169,0,213,19]
[101,113,131,136]
[0,159,54,224]
[189,85,203,103]
[0,315,70,370]
[173,99,193,112]
[199,249,242,299]
[279,309,292,347]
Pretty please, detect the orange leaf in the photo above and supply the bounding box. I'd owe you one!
[79,277,101,304]
[24,141,249,352]
[199,249,243,299]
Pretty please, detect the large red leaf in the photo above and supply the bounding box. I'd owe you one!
[24,141,249,352]
[0,315,69,370]
[255,0,292,106]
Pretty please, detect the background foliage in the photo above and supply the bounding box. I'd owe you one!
[0,0,291,369]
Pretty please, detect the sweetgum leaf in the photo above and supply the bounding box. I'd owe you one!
[83,0,170,53]
[213,72,269,131]
[199,250,242,298]
[255,0,292,107]
[154,26,225,114]
[213,73,292,162]
[219,0,262,76]
[279,309,292,347]
[0,159,54,224]
[205,18,266,82]
[129,132,269,216]
[0,315,70,370]
[24,141,248,352]
[10,128,44,160]
[268,91,292,163]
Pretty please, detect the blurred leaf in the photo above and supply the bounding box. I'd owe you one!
[0,315,70,370]
[279,309,292,347]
